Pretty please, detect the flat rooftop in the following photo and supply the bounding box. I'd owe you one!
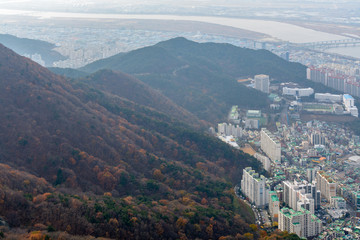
[344,94,354,100]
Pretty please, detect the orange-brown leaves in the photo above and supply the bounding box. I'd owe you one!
[97,169,116,191]
[176,217,188,230]
[153,169,165,181]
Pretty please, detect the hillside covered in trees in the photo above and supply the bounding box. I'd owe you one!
[0,44,294,239]
[79,37,308,122]
[0,34,66,66]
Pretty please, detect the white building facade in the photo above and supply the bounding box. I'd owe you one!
[217,123,243,138]
[316,171,337,202]
[260,128,281,165]
[279,207,322,238]
[283,180,320,213]
[254,74,270,93]
[254,153,271,172]
[269,191,280,222]
[241,167,269,208]
[315,93,342,103]
[282,87,314,97]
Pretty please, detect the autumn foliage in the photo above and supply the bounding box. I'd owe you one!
[0,44,276,239]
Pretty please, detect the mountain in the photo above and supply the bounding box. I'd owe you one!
[48,67,89,78]
[80,37,307,122]
[77,69,200,125]
[0,44,271,239]
[0,34,66,66]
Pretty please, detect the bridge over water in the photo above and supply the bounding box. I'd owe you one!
[299,39,360,50]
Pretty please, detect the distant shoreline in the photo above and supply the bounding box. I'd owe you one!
[0,9,347,43]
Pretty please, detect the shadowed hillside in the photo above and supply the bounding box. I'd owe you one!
[78,69,201,126]
[80,37,307,122]
[0,44,274,239]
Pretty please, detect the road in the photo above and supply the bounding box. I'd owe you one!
[234,185,263,225]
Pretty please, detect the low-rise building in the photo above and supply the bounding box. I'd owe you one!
[330,196,346,210]
[315,93,342,103]
[283,87,314,97]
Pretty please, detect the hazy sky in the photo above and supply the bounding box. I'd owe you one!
[1,0,358,9]
[0,0,359,21]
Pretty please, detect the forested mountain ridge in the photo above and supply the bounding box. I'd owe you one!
[80,37,307,122]
[0,44,291,239]
[0,34,66,66]
[77,69,201,126]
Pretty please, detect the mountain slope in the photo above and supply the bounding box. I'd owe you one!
[0,34,66,66]
[81,46,184,74]
[0,44,266,239]
[78,69,200,125]
[80,38,307,122]
[48,67,89,78]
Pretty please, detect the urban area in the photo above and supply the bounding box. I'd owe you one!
[215,71,360,239]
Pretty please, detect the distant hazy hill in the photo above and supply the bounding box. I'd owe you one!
[48,67,89,78]
[0,34,66,66]
[0,44,273,239]
[80,37,307,122]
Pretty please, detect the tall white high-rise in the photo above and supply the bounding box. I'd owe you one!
[241,167,269,207]
[316,171,337,201]
[260,128,281,165]
[254,74,270,93]
[269,191,280,222]
[283,180,320,212]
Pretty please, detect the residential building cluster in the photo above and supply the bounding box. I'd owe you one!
[283,180,320,214]
[279,207,322,238]
[240,168,323,238]
[307,66,360,98]
[282,88,358,117]
[217,122,243,138]
[236,119,360,239]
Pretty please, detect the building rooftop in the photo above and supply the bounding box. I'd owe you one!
[271,195,279,202]
[344,94,354,100]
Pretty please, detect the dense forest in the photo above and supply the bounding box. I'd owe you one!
[0,43,303,239]
[78,38,308,122]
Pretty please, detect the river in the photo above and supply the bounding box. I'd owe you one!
[0,9,348,43]
[1,9,359,58]
[327,47,360,60]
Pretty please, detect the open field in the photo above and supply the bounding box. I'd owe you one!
[301,113,356,123]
